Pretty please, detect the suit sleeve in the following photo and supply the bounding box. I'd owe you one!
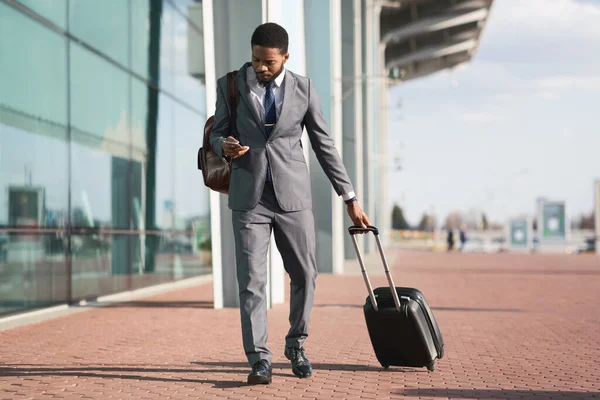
[303,78,354,196]
[209,78,229,159]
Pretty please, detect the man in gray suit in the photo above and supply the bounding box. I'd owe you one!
[210,23,371,385]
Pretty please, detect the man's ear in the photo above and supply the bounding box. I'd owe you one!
[283,53,290,63]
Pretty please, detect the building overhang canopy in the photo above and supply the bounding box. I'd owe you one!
[380,0,494,82]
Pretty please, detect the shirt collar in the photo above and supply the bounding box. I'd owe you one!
[273,68,286,88]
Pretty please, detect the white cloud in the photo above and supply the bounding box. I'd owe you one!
[534,92,561,101]
[563,128,576,139]
[499,0,600,36]
[457,111,503,123]
[533,76,600,90]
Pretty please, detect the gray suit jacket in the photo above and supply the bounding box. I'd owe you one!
[210,62,354,212]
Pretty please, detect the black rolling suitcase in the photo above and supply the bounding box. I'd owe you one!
[349,226,444,371]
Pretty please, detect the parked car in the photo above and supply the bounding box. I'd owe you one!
[462,238,503,253]
[577,237,597,254]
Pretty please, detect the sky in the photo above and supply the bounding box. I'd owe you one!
[386,0,600,226]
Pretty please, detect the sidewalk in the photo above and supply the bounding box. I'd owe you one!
[1,250,599,399]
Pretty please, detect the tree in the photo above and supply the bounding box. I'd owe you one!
[576,212,595,230]
[391,204,410,230]
[417,213,434,232]
[444,211,463,230]
[481,213,489,231]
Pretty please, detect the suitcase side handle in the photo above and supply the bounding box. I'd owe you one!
[349,225,402,313]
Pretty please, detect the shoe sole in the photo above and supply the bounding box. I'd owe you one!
[247,375,272,385]
[285,350,312,379]
[292,367,312,379]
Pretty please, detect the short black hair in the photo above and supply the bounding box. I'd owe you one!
[251,23,289,54]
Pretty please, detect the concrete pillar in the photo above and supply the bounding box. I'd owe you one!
[361,0,381,253]
[208,0,266,308]
[341,0,364,260]
[304,0,345,274]
[263,0,308,305]
[209,0,310,308]
[377,44,390,247]
[595,180,600,255]
[202,0,222,308]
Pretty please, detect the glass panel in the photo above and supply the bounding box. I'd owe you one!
[173,104,210,257]
[154,93,175,231]
[131,79,149,232]
[131,0,151,80]
[71,233,130,300]
[276,0,306,74]
[68,0,129,67]
[0,233,68,316]
[16,0,67,30]
[131,233,210,290]
[160,2,176,93]
[132,89,175,231]
[70,42,131,230]
[0,126,69,229]
[0,4,69,230]
[70,42,129,144]
[70,140,127,230]
[168,2,206,110]
[0,2,67,126]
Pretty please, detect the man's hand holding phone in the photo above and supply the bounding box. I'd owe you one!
[223,136,249,159]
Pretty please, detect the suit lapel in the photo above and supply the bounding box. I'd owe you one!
[235,64,267,138]
[270,71,296,139]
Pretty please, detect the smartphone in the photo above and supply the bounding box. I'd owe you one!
[224,139,242,148]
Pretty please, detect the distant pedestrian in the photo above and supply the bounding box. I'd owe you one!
[459,227,467,252]
[447,229,454,252]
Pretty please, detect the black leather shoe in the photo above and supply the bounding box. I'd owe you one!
[284,347,312,378]
[247,360,272,385]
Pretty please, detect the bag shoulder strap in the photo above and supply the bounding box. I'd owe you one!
[226,71,239,138]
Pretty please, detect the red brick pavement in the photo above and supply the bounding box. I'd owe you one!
[1,250,599,399]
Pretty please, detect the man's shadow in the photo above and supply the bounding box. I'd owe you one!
[0,361,424,389]
[0,365,247,388]
[191,360,424,374]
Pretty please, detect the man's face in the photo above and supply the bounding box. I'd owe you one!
[251,45,289,83]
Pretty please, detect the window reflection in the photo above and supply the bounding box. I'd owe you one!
[71,234,130,299]
[131,232,211,290]
[170,2,206,110]
[16,0,67,30]
[0,2,67,126]
[174,105,209,231]
[0,127,69,229]
[69,0,129,67]
[160,2,176,93]
[131,0,151,80]
[154,92,176,231]
[0,233,68,315]
[70,42,130,145]
[0,0,211,317]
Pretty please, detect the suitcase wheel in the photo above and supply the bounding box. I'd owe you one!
[426,361,435,372]
[381,364,390,370]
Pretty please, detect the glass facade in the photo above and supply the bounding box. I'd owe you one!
[0,0,211,317]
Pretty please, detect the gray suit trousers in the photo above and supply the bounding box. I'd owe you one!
[232,181,317,366]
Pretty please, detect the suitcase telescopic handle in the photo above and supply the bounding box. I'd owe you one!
[348,225,379,236]
[348,225,402,312]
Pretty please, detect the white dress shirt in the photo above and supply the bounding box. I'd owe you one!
[246,66,286,123]
[245,66,356,203]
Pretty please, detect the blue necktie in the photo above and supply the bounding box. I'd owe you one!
[264,81,276,182]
